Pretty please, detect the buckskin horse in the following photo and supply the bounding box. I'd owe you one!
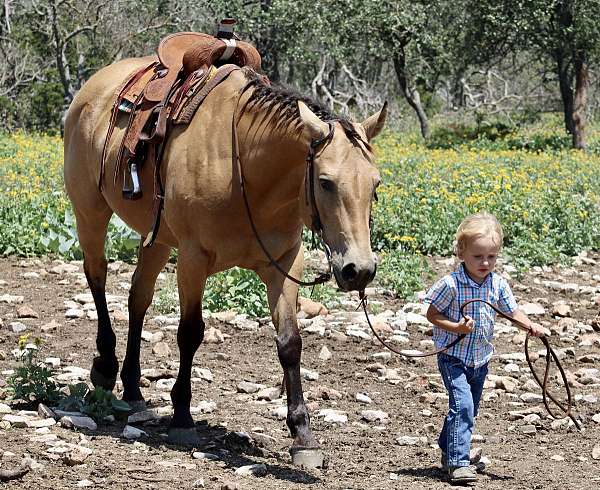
[63,45,386,467]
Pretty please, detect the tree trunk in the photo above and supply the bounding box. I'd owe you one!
[392,49,429,139]
[572,50,588,150]
[4,0,11,33]
[556,53,574,135]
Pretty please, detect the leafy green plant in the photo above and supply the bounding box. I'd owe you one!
[57,382,130,422]
[204,267,270,318]
[7,335,61,405]
[376,249,432,300]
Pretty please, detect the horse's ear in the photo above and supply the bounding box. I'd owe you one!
[361,101,388,141]
[298,101,329,140]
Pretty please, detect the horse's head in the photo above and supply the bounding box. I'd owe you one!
[298,101,387,292]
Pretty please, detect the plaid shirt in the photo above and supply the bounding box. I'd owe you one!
[423,262,518,368]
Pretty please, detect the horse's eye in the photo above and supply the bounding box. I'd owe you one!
[320,179,335,192]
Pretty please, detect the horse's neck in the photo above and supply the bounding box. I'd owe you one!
[238,114,308,203]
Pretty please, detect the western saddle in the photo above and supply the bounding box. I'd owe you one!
[100,25,263,246]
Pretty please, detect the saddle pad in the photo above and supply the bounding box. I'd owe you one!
[174,64,240,124]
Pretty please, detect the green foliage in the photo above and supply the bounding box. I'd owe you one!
[299,283,341,309]
[7,335,61,405]
[154,267,271,318]
[376,250,432,299]
[425,116,574,153]
[204,267,270,318]
[4,127,600,314]
[57,383,130,422]
[372,128,600,269]
[427,120,515,149]
[24,80,65,133]
[0,133,140,260]
[105,216,142,261]
[154,274,179,315]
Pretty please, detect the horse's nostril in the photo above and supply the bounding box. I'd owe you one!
[341,263,358,282]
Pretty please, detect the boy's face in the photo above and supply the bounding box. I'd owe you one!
[459,236,500,284]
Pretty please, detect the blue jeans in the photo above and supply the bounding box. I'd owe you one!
[437,353,488,468]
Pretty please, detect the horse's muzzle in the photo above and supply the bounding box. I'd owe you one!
[335,260,377,291]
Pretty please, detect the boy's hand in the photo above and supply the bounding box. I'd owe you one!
[455,315,474,334]
[529,322,549,337]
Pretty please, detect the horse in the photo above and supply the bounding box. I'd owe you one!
[63,55,386,467]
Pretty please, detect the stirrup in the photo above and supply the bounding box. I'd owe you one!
[122,162,143,200]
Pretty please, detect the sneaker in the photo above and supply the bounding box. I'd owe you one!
[442,448,482,471]
[448,466,477,484]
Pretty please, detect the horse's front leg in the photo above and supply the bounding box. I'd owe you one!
[258,244,324,468]
[167,246,208,446]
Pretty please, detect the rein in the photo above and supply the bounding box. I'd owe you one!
[361,293,581,428]
[231,90,334,287]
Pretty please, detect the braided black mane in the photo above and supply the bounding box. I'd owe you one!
[240,68,370,149]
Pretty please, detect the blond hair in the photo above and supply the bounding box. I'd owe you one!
[453,212,503,257]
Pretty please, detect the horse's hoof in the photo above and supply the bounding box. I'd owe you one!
[289,447,326,469]
[90,364,116,391]
[126,400,147,413]
[168,427,201,447]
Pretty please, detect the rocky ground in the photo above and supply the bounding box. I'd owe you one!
[0,253,599,490]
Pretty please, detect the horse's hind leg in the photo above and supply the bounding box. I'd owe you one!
[71,201,117,390]
[257,244,323,468]
[121,240,171,410]
[168,246,208,446]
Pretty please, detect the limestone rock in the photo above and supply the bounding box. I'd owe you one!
[204,327,225,344]
[318,345,332,361]
[16,305,39,318]
[152,342,171,357]
[519,302,546,316]
[551,303,571,317]
[122,425,147,439]
[62,445,93,466]
[235,463,267,477]
[127,409,158,424]
[60,415,97,431]
[316,409,347,424]
[237,381,265,394]
[356,393,372,404]
[297,296,328,318]
[361,410,389,423]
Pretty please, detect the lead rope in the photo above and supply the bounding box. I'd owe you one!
[360,293,581,428]
[461,299,581,429]
[359,290,466,357]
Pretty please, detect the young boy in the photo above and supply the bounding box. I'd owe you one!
[424,212,545,484]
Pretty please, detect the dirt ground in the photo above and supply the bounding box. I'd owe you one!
[0,254,599,490]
